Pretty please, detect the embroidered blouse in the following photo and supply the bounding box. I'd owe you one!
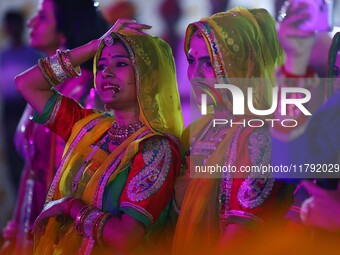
[34,92,181,229]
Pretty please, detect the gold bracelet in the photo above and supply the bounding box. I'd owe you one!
[83,209,102,238]
[38,58,58,86]
[96,212,112,245]
[49,54,68,82]
[57,49,81,77]
[74,205,93,236]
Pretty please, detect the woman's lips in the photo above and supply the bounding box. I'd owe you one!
[103,83,120,94]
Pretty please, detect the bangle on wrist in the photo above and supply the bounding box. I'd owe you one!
[56,49,81,77]
[73,204,111,243]
[95,213,112,245]
[49,54,69,82]
[83,209,103,238]
[38,58,58,86]
[38,49,81,87]
[74,205,93,236]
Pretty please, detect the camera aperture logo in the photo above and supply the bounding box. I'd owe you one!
[200,84,311,128]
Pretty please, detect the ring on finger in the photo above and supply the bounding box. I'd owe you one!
[278,0,290,22]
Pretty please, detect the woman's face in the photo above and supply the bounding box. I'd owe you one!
[27,0,64,54]
[187,33,217,105]
[95,42,137,110]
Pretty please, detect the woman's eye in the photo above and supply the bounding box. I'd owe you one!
[117,62,128,67]
[187,57,194,64]
[205,61,212,68]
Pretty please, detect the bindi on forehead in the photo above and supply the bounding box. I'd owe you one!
[188,32,209,56]
[191,51,200,56]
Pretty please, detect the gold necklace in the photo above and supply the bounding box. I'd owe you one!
[107,121,144,145]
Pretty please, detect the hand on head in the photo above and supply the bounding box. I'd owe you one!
[114,19,152,35]
[93,18,151,53]
[100,19,151,41]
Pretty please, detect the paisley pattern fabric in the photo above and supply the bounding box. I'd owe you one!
[127,138,172,202]
[237,173,274,209]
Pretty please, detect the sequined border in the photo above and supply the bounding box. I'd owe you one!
[93,151,125,208]
[219,126,243,226]
[71,133,110,195]
[43,95,63,126]
[195,21,228,84]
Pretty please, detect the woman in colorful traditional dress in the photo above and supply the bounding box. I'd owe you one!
[172,7,287,254]
[15,19,183,254]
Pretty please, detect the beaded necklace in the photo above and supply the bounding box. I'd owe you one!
[107,122,144,145]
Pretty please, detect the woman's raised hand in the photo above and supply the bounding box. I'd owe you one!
[95,19,152,49]
[108,18,151,35]
[277,1,316,60]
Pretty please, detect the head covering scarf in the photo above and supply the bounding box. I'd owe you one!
[94,31,183,138]
[184,6,283,114]
[174,7,283,253]
[35,32,183,255]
